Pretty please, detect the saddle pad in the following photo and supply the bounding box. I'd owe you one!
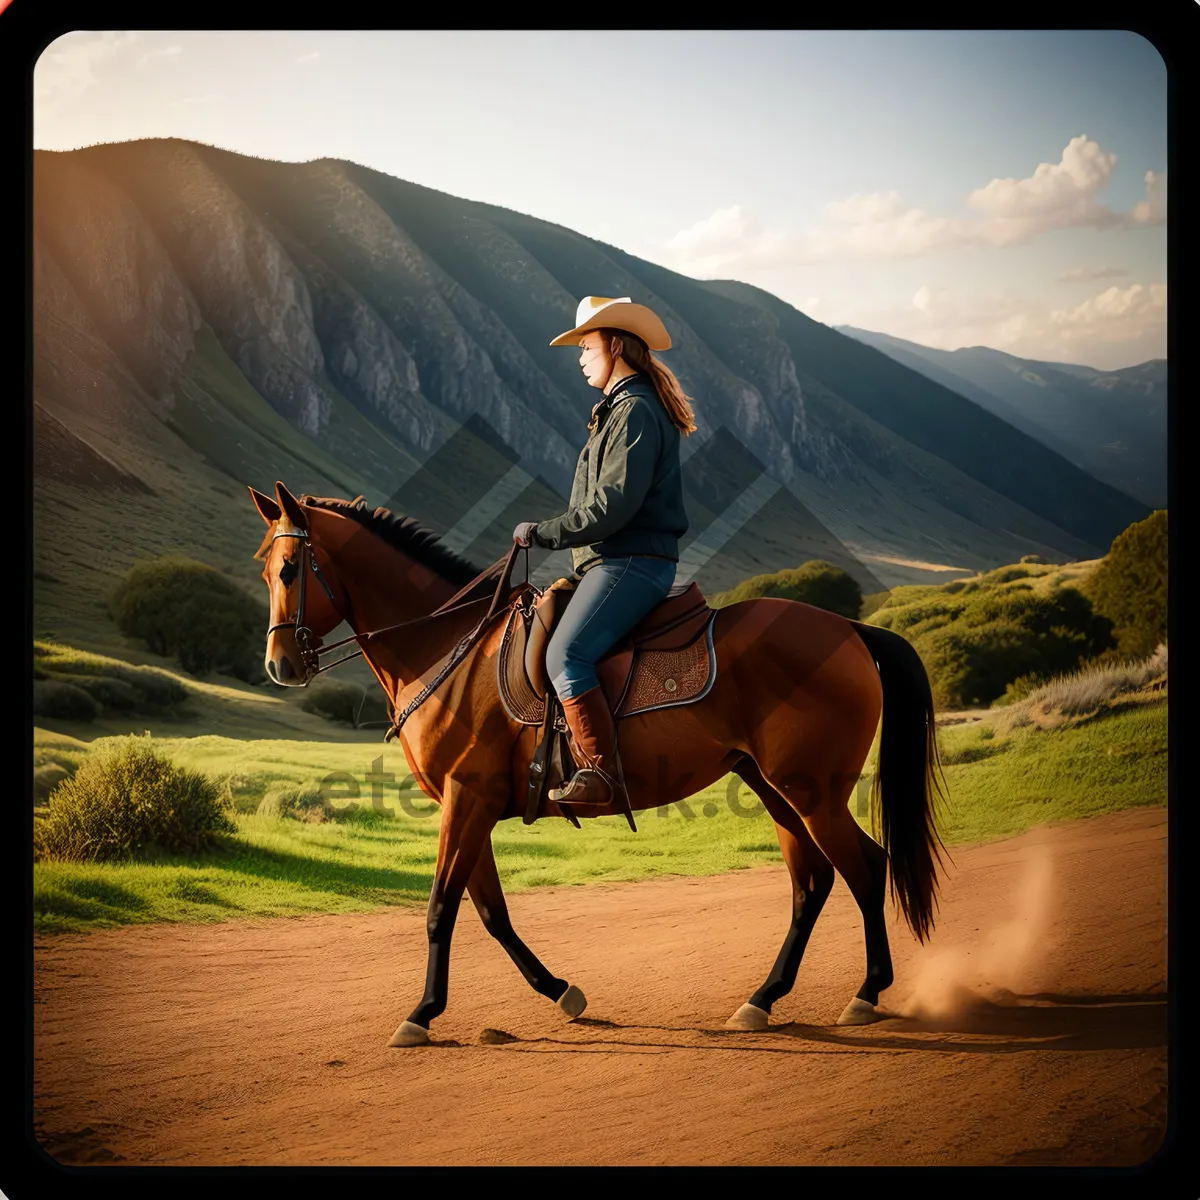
[618,612,717,717]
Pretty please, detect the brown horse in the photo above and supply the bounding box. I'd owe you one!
[249,481,948,1046]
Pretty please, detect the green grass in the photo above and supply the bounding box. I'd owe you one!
[930,697,1167,844]
[32,695,1167,936]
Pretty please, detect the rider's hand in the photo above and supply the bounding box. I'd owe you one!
[512,521,539,548]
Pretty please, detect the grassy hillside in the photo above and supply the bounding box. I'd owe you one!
[33,678,1165,935]
[32,641,386,743]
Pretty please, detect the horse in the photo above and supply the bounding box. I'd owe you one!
[249,480,949,1046]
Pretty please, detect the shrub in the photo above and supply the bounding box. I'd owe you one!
[859,591,891,619]
[300,680,364,725]
[980,565,1031,585]
[33,680,99,722]
[867,570,1116,709]
[716,559,863,618]
[33,643,191,719]
[1083,510,1167,658]
[109,557,267,681]
[986,643,1167,734]
[1020,554,1047,564]
[56,674,142,712]
[993,673,1050,707]
[258,784,331,822]
[38,736,236,862]
[36,644,191,710]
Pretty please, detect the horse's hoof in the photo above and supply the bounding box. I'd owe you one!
[388,1020,431,1047]
[557,984,587,1018]
[836,997,884,1026]
[725,1002,770,1031]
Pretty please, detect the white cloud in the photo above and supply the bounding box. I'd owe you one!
[967,135,1117,220]
[824,191,909,224]
[851,280,1166,368]
[1049,282,1167,346]
[658,136,1165,275]
[1058,266,1129,283]
[138,44,182,67]
[34,31,139,115]
[295,51,321,65]
[1131,169,1167,225]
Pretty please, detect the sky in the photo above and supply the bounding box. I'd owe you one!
[33,30,1168,370]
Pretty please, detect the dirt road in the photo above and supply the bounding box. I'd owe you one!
[33,807,1168,1166]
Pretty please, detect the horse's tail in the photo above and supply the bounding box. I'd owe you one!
[849,620,950,943]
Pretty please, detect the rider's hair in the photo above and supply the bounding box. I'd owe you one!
[596,328,697,435]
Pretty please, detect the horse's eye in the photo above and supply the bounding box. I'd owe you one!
[279,558,299,587]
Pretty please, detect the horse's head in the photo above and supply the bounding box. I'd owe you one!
[249,482,346,686]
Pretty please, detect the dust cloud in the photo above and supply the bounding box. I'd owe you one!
[891,840,1056,1020]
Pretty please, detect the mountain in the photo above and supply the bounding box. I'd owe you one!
[835,326,1167,508]
[32,138,1152,653]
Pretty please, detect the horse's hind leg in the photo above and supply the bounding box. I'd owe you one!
[467,837,587,1019]
[768,764,894,1025]
[724,757,836,1031]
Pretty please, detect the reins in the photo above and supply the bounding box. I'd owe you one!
[270,524,532,739]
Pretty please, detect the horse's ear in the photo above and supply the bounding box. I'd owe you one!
[248,486,281,525]
[274,481,308,530]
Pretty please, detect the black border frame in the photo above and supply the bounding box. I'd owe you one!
[5,8,1188,1194]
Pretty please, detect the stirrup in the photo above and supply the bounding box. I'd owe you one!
[548,767,614,809]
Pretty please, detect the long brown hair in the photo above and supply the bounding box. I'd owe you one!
[598,328,697,435]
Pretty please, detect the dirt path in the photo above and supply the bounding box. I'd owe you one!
[33,808,1168,1167]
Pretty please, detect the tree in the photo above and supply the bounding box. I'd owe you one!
[110,557,267,681]
[1083,510,1168,658]
[715,559,863,619]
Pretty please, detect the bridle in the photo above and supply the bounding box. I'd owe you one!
[266,525,349,677]
[265,523,531,738]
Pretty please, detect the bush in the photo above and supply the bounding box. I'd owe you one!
[1083,510,1167,658]
[867,570,1116,709]
[716,559,863,618]
[33,643,191,719]
[258,784,331,822]
[300,680,363,725]
[859,591,892,618]
[109,557,267,681]
[38,737,236,862]
[57,674,142,712]
[981,565,1032,584]
[993,673,1050,707]
[33,680,99,722]
[987,643,1168,733]
[1020,554,1047,564]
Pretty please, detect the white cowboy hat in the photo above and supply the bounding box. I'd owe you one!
[549,296,672,351]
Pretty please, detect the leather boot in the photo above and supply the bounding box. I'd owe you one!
[548,685,625,810]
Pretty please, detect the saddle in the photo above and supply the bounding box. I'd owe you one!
[498,573,717,829]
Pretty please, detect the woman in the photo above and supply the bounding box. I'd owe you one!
[512,295,696,812]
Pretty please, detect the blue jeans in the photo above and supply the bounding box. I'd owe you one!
[545,556,677,700]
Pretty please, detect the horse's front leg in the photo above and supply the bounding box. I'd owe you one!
[466,837,588,1018]
[389,781,499,1047]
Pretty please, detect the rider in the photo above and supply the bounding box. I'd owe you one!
[512,296,696,811]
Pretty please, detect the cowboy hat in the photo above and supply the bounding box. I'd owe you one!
[549,296,672,351]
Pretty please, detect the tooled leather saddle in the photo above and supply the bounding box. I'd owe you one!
[498,574,717,830]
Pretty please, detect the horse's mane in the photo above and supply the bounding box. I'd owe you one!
[301,495,484,587]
